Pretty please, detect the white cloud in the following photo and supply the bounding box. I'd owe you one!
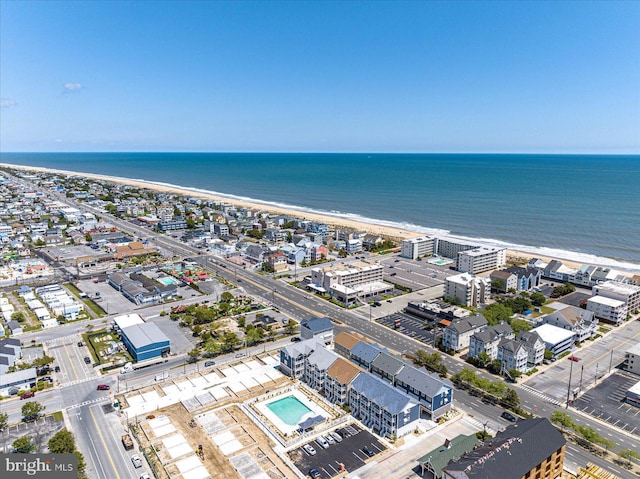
[63,82,83,91]
[1,97,18,109]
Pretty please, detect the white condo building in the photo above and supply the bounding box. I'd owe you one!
[311,262,392,305]
[592,281,640,313]
[444,273,489,307]
[586,295,627,325]
[400,236,435,260]
[623,343,640,376]
[457,246,507,274]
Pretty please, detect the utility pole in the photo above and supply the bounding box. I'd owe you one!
[579,364,584,392]
[608,349,614,373]
[594,362,598,385]
[565,358,574,409]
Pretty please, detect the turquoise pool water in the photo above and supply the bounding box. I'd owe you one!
[266,396,312,425]
[158,276,179,285]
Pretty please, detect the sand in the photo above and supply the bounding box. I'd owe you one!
[0,163,627,273]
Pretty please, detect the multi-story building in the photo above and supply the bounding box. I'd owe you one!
[489,270,517,293]
[435,237,478,259]
[311,262,392,305]
[400,236,435,260]
[592,281,640,313]
[348,372,421,439]
[532,323,575,358]
[279,339,320,379]
[505,266,541,291]
[333,331,367,359]
[517,330,545,368]
[586,295,627,325]
[540,306,598,343]
[445,273,489,307]
[442,315,488,352]
[457,247,507,274]
[441,418,566,479]
[623,343,640,376]
[304,347,339,391]
[394,367,453,420]
[299,317,334,344]
[468,323,513,361]
[324,357,362,406]
[497,339,528,374]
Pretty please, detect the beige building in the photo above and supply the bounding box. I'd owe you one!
[400,236,435,259]
[445,273,489,307]
[592,281,640,313]
[586,295,627,325]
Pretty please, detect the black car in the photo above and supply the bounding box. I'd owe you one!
[77,341,83,347]
[501,411,517,422]
[290,337,301,342]
[84,356,91,364]
[54,366,61,373]
[362,446,375,457]
[204,360,216,367]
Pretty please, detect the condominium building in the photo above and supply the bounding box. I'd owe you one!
[592,281,640,313]
[623,343,640,376]
[435,237,478,259]
[310,261,392,305]
[445,273,489,307]
[442,314,488,352]
[586,295,627,325]
[457,247,507,274]
[400,236,435,260]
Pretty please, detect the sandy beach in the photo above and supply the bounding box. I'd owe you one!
[0,163,629,274]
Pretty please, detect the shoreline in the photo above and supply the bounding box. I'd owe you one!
[2,162,639,275]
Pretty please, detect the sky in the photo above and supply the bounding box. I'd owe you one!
[1,1,639,153]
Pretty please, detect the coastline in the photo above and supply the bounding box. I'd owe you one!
[1,162,638,275]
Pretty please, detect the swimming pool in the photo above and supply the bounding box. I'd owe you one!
[266,396,312,425]
[158,276,179,285]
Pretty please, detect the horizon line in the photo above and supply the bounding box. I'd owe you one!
[2,151,639,156]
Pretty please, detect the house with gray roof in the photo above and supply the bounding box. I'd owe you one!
[418,434,481,478]
[371,352,406,382]
[349,372,420,439]
[279,338,321,379]
[7,320,23,335]
[300,316,334,344]
[0,367,37,396]
[350,341,385,370]
[505,266,541,291]
[442,314,488,352]
[304,347,340,391]
[517,330,545,368]
[395,366,453,419]
[468,322,513,361]
[497,338,528,374]
[541,305,598,343]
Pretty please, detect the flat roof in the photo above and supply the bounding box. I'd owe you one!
[588,295,625,307]
[113,313,145,330]
[532,323,575,344]
[627,380,640,396]
[122,323,170,349]
[626,342,640,356]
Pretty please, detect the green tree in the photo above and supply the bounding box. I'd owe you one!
[599,437,615,452]
[620,449,640,465]
[11,311,25,322]
[32,355,55,368]
[245,327,262,345]
[550,410,574,432]
[0,411,8,430]
[575,425,601,444]
[482,303,512,325]
[486,381,508,398]
[220,291,234,303]
[48,430,76,453]
[502,389,520,407]
[510,319,532,336]
[507,368,522,379]
[12,436,34,453]
[203,339,221,357]
[261,262,274,273]
[187,347,200,362]
[453,368,477,385]
[491,279,506,292]
[22,401,45,421]
[84,234,93,242]
[544,349,553,360]
[477,351,491,368]
[222,332,240,351]
[284,319,297,335]
[530,292,546,306]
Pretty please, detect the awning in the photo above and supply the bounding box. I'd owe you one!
[298,415,325,430]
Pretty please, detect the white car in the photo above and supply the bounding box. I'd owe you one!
[322,434,335,445]
[131,455,142,468]
[140,474,150,479]
[302,444,317,455]
[330,431,343,443]
[315,437,330,449]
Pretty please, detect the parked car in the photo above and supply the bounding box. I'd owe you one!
[84,357,91,364]
[330,431,343,443]
[20,392,35,399]
[38,376,52,383]
[77,341,83,347]
[97,384,110,391]
[308,468,321,479]
[302,444,316,455]
[204,361,216,367]
[315,437,330,449]
[131,455,142,468]
[568,356,580,362]
[235,353,245,358]
[54,366,61,373]
[290,337,301,342]
[362,446,375,457]
[501,411,517,422]
[140,474,150,479]
[322,434,335,445]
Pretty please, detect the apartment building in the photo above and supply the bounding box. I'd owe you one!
[445,273,489,307]
[457,246,507,274]
[468,323,513,361]
[442,314,488,352]
[592,281,640,313]
[586,295,627,325]
[540,306,598,343]
[435,237,478,259]
[623,343,640,376]
[324,358,362,406]
[497,339,528,374]
[310,261,392,304]
[400,236,435,260]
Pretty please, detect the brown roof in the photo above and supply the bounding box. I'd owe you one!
[326,358,362,384]
[334,331,368,352]
[439,319,452,327]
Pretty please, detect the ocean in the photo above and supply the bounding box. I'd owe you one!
[1,152,639,271]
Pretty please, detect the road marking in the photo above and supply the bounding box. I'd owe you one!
[88,405,121,479]
[62,339,80,381]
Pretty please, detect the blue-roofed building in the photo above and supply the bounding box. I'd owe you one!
[394,367,453,420]
[300,316,334,344]
[120,323,170,362]
[349,372,420,438]
[350,341,385,370]
[279,339,320,379]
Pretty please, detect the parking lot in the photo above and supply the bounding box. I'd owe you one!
[379,257,447,292]
[376,312,439,346]
[573,371,640,436]
[289,424,386,478]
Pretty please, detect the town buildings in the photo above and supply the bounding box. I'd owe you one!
[456,246,507,274]
[540,306,598,343]
[592,281,640,313]
[400,236,435,260]
[310,261,392,305]
[623,343,640,376]
[442,315,488,352]
[444,273,489,307]
[586,295,627,325]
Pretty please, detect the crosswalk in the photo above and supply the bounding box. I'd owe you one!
[59,376,98,388]
[518,384,563,406]
[463,415,497,435]
[66,396,111,410]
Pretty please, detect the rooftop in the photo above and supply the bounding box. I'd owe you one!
[532,323,576,344]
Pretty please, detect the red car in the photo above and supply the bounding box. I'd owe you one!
[20,392,35,399]
[97,384,110,391]
[568,356,580,362]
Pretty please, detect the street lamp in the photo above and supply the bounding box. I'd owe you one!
[565,356,579,409]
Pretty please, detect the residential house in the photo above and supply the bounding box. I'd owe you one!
[394,366,453,419]
[245,244,269,264]
[468,322,513,361]
[517,330,545,368]
[304,347,339,391]
[325,358,362,406]
[350,341,385,370]
[279,339,319,379]
[333,331,368,359]
[371,352,406,383]
[489,270,517,293]
[299,317,334,344]
[505,266,542,291]
[541,306,598,343]
[265,251,287,272]
[442,315,488,352]
[497,339,528,374]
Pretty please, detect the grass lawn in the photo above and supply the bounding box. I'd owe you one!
[64,283,106,317]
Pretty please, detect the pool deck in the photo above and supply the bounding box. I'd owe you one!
[255,389,327,436]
